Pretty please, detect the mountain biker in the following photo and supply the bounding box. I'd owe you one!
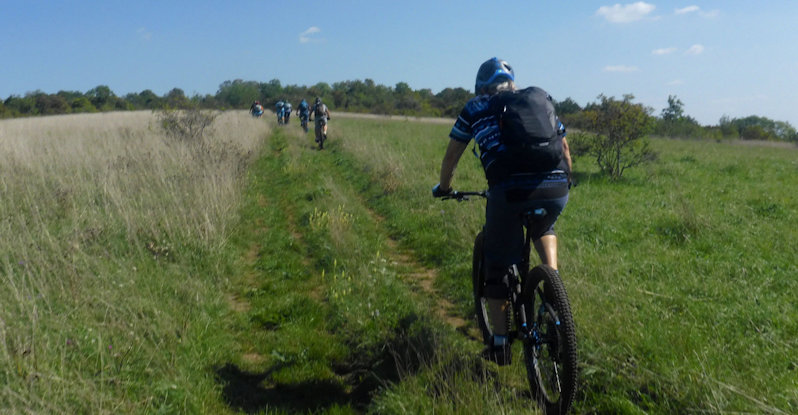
[275,100,285,124]
[250,101,263,117]
[297,99,309,119]
[432,57,572,365]
[283,101,293,123]
[309,97,331,147]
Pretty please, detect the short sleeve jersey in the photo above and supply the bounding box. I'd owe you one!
[449,95,500,152]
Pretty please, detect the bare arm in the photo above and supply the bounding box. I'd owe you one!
[439,139,469,191]
[562,136,573,181]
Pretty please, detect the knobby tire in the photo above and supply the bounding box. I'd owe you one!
[472,231,492,344]
[522,265,578,415]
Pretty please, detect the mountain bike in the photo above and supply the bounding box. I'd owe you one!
[310,118,327,150]
[440,190,578,415]
[299,114,309,132]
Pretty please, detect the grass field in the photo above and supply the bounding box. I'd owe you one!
[1,112,795,414]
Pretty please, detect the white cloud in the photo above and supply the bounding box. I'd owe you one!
[685,44,705,55]
[667,79,684,86]
[596,2,656,23]
[299,26,321,43]
[675,6,699,15]
[652,47,677,55]
[675,6,720,18]
[604,65,639,72]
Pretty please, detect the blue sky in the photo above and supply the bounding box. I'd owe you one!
[2,1,796,126]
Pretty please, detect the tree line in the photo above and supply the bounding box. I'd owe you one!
[2,79,795,143]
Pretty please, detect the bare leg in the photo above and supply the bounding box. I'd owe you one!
[533,234,558,270]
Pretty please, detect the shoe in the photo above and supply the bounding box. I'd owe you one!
[481,343,511,366]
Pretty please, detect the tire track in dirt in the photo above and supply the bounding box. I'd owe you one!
[352,198,481,341]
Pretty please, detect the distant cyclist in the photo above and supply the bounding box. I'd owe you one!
[432,57,572,365]
[250,101,264,118]
[309,97,331,149]
[283,101,292,124]
[297,99,310,131]
[275,100,285,124]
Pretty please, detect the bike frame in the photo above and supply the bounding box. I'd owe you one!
[442,191,561,350]
[440,189,576,414]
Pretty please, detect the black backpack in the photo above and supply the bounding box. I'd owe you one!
[485,87,565,180]
[314,103,327,118]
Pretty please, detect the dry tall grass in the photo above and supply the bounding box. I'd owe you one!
[0,111,268,412]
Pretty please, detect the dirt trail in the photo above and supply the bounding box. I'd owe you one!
[352,198,480,340]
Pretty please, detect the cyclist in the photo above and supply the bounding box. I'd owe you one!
[250,101,264,118]
[309,97,331,147]
[275,100,285,124]
[283,101,292,123]
[432,57,572,365]
[296,98,310,130]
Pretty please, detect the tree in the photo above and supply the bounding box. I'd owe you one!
[259,79,283,105]
[555,97,582,116]
[661,95,685,121]
[583,94,657,180]
[125,89,162,109]
[70,97,96,113]
[434,87,472,118]
[86,85,116,110]
[34,93,69,115]
[308,82,332,103]
[165,88,190,108]
[217,80,260,109]
[4,95,34,115]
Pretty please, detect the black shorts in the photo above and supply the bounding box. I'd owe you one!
[483,173,569,270]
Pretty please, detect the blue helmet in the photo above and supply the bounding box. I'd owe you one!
[475,57,514,93]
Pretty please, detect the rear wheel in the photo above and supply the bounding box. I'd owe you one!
[521,265,577,415]
[472,231,491,345]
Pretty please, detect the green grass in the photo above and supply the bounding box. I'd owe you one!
[321,118,798,413]
[2,112,796,413]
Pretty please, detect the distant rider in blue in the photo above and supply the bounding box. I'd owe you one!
[297,99,310,129]
[297,99,309,119]
[275,100,285,124]
[283,101,292,124]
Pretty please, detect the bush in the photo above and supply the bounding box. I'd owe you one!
[582,94,657,180]
[157,106,219,145]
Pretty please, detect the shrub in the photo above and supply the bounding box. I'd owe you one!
[157,106,220,145]
[582,94,657,180]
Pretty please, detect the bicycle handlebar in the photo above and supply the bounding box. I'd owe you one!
[439,190,487,201]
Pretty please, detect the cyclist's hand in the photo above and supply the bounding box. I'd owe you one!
[432,183,452,198]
